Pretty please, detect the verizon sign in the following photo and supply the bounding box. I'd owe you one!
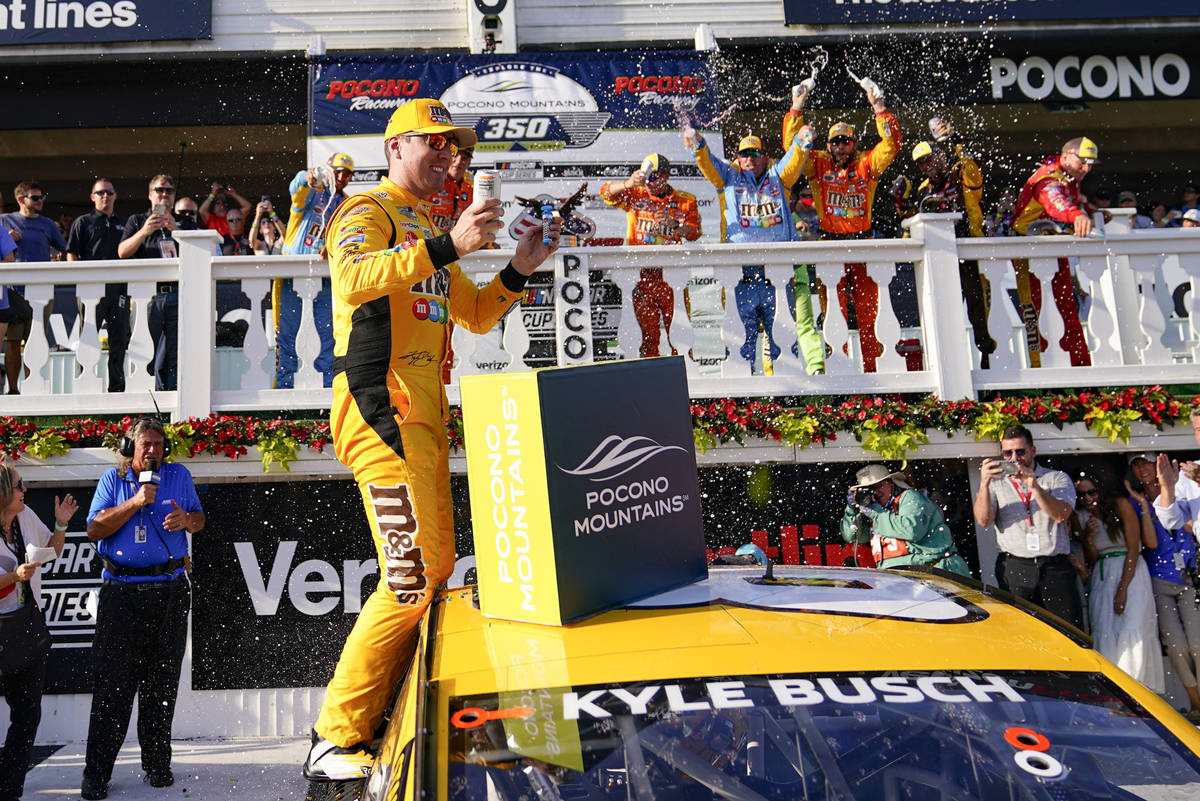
[991,53,1191,101]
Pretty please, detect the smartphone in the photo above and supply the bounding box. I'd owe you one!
[152,203,168,217]
[999,459,1019,476]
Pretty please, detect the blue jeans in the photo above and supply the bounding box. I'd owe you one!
[275,277,333,388]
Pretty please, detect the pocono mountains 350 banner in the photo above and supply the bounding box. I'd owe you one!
[309,51,725,244]
[783,0,1182,25]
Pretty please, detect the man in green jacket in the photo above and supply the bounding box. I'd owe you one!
[841,464,970,576]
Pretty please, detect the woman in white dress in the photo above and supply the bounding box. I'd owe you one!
[1075,475,1164,692]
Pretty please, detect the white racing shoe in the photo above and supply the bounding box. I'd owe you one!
[302,730,375,782]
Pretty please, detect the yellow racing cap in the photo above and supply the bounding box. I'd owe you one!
[1076,136,1099,163]
[383,98,479,148]
[1064,136,1100,164]
[641,153,671,175]
[911,142,935,162]
[738,135,764,153]
[827,122,856,141]
[330,153,355,171]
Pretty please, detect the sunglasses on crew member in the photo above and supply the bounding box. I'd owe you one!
[403,132,459,156]
[738,149,763,158]
[829,136,854,146]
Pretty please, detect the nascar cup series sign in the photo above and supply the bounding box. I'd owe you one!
[461,357,706,625]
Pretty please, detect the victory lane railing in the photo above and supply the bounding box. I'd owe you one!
[2,211,1199,421]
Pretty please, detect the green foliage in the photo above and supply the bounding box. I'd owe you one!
[1083,406,1142,444]
[26,431,70,460]
[857,419,930,467]
[257,429,301,472]
[972,402,1020,442]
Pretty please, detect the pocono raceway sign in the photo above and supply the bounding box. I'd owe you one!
[784,0,1182,25]
[0,0,210,45]
[309,51,726,245]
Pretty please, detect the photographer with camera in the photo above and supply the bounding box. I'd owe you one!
[974,424,1082,629]
[840,464,969,575]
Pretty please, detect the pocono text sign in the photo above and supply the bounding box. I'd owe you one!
[461,357,706,625]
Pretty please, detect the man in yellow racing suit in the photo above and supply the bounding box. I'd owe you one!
[302,98,560,783]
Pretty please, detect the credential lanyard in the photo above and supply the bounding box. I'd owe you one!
[1010,477,1035,527]
[1011,477,1041,553]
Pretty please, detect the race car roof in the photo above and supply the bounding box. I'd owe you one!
[431,566,1113,697]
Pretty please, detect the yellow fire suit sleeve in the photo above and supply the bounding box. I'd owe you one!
[693,140,727,191]
[783,110,803,151]
[868,111,902,179]
[960,157,985,237]
[776,133,809,191]
[785,112,820,181]
[446,265,524,336]
[327,196,443,306]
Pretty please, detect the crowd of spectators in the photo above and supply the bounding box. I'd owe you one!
[1,114,1198,393]
[967,420,1200,722]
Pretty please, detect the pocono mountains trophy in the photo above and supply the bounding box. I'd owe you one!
[510,184,595,247]
[460,357,706,625]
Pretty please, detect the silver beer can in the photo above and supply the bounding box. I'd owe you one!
[475,169,501,202]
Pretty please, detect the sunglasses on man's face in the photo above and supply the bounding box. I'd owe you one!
[153,187,176,195]
[1001,448,1029,458]
[829,136,854,146]
[739,149,763,158]
[175,209,196,218]
[404,132,459,156]
[93,189,115,196]
[25,195,45,202]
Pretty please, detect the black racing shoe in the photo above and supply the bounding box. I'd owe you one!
[302,732,374,782]
[80,776,109,800]
[144,768,174,788]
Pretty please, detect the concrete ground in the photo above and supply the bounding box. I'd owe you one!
[22,737,313,800]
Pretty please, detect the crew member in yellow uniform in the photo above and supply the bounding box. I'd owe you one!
[303,98,561,783]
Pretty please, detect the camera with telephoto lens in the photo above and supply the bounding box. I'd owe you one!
[854,487,874,506]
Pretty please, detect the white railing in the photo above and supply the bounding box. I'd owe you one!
[3,212,1199,420]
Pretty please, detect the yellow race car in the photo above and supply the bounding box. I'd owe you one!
[344,565,1200,801]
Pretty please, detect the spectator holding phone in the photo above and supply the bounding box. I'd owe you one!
[250,198,284,255]
[198,181,251,237]
[118,175,194,260]
[973,424,1082,629]
[118,177,198,390]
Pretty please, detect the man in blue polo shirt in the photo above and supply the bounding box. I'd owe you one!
[81,417,205,800]
[1,181,67,263]
[2,181,68,391]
